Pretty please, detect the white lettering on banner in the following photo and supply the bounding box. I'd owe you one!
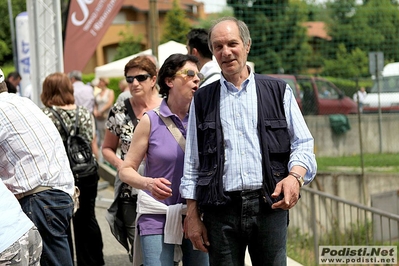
[94,0,117,31]
[19,41,30,74]
[83,0,105,32]
[71,0,94,26]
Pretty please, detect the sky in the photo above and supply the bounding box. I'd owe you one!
[200,0,227,13]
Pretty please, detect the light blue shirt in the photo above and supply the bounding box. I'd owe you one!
[0,180,34,253]
[180,71,317,200]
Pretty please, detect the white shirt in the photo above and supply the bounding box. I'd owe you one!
[0,180,34,253]
[133,190,187,266]
[199,60,221,88]
[0,92,75,197]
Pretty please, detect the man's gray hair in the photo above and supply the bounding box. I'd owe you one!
[207,17,251,52]
[68,70,82,81]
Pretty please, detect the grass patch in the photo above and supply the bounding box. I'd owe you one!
[317,153,399,173]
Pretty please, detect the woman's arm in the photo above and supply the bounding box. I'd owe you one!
[119,114,172,200]
[102,130,123,170]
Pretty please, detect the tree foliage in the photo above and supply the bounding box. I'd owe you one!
[160,0,191,44]
[113,24,143,61]
[226,0,312,74]
[322,44,369,78]
[0,0,26,64]
[326,0,399,65]
[197,8,234,30]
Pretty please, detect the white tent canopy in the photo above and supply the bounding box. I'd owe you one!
[94,40,255,79]
[94,40,187,79]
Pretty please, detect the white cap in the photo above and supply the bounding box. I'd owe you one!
[0,69,4,83]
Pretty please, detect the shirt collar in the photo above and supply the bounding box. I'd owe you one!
[221,65,254,93]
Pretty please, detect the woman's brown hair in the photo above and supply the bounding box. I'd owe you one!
[41,72,75,107]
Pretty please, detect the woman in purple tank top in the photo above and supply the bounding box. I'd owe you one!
[119,54,209,266]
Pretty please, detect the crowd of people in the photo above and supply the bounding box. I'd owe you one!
[0,17,316,266]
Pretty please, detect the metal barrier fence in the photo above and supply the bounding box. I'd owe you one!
[287,187,399,265]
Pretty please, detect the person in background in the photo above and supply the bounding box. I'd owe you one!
[94,77,115,148]
[69,70,95,113]
[116,77,131,102]
[0,179,43,266]
[186,28,221,88]
[41,72,104,266]
[103,55,162,262]
[118,54,208,266]
[180,17,317,266]
[0,68,75,266]
[91,78,101,97]
[353,86,367,113]
[5,71,22,93]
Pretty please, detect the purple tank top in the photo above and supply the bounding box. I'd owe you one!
[137,100,188,236]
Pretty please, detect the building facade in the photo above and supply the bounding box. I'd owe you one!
[83,0,205,73]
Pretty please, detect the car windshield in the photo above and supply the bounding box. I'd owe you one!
[370,76,399,93]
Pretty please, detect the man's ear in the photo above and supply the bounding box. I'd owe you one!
[191,48,200,57]
[245,40,251,54]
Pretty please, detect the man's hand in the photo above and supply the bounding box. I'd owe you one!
[184,200,210,252]
[271,174,300,210]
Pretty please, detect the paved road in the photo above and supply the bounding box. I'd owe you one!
[95,183,132,266]
[94,181,302,266]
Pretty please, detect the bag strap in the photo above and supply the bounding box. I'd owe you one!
[153,107,185,152]
[124,98,139,129]
[48,107,70,138]
[74,107,80,136]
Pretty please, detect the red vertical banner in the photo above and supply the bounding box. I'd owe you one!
[63,0,124,73]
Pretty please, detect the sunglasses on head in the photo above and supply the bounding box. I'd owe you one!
[125,74,151,83]
[175,69,205,81]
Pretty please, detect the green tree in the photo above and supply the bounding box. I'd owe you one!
[322,43,369,78]
[113,24,143,61]
[0,0,26,65]
[197,8,234,30]
[226,0,312,74]
[160,0,191,44]
[326,0,399,63]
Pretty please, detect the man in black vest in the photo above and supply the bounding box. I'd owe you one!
[180,17,317,266]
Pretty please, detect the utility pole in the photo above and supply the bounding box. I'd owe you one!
[149,0,159,60]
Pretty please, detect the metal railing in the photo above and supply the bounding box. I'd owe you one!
[288,187,399,265]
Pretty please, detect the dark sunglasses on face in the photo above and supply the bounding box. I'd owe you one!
[125,74,151,83]
[175,69,205,81]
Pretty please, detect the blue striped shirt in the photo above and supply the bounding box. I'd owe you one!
[180,71,317,200]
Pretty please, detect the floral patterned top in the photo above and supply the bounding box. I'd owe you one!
[42,106,94,143]
[106,99,139,160]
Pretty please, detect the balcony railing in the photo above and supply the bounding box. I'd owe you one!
[288,187,399,265]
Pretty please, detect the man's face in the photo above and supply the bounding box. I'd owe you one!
[9,76,21,87]
[210,20,250,78]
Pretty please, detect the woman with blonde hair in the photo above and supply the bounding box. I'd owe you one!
[41,72,104,266]
[94,76,115,148]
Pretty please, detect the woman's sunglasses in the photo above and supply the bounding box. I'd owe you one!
[125,74,151,83]
[175,69,205,81]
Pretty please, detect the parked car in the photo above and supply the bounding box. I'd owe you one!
[267,74,358,115]
[362,62,399,113]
